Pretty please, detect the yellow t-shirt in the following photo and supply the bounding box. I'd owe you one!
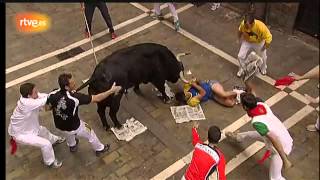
[239,19,272,44]
[183,83,200,107]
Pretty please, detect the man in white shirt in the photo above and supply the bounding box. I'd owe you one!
[8,83,66,168]
[226,92,293,180]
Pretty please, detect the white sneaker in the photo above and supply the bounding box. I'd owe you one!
[260,69,267,75]
[237,68,244,77]
[260,65,267,75]
[47,159,62,168]
[233,88,245,104]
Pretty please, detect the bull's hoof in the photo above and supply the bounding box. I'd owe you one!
[163,97,172,104]
[115,124,123,130]
[104,125,111,131]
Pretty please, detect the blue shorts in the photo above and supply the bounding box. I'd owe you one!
[203,80,219,100]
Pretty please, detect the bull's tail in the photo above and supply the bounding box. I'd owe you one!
[176,52,191,61]
[76,77,94,92]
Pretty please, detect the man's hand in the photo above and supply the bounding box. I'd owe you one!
[110,82,122,95]
[191,81,198,87]
[193,121,199,129]
[291,73,302,81]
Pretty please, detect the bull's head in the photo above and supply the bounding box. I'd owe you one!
[176,53,190,83]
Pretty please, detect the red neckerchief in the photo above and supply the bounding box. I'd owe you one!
[247,104,267,117]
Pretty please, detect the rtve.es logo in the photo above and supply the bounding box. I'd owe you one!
[15,12,51,33]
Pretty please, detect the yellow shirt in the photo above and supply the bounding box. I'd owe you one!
[183,83,200,107]
[239,19,272,44]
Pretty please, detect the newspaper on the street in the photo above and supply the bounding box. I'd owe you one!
[111,117,147,141]
[242,51,263,81]
[170,105,206,123]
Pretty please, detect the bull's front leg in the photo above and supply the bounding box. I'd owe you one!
[133,84,143,96]
[97,101,110,131]
[109,94,123,129]
[152,80,170,104]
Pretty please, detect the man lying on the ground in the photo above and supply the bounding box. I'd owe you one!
[175,78,245,107]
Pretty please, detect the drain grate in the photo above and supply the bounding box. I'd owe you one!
[55,46,85,61]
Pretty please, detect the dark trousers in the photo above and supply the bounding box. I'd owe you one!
[84,2,114,33]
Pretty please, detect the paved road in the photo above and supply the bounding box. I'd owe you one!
[6,3,319,180]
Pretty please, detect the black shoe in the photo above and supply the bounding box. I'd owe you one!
[69,138,79,153]
[104,125,111,131]
[96,144,110,157]
[115,124,123,130]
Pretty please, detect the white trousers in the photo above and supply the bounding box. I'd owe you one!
[238,40,267,71]
[14,126,60,165]
[237,131,290,180]
[62,120,104,151]
[154,3,179,22]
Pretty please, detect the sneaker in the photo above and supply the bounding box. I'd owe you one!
[111,32,117,39]
[306,124,319,132]
[96,144,110,157]
[225,131,240,142]
[174,20,180,31]
[260,68,267,75]
[52,137,66,146]
[47,159,62,168]
[232,88,245,104]
[69,138,79,153]
[237,68,244,77]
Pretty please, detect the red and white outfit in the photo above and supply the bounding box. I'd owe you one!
[236,102,293,180]
[8,93,62,165]
[183,128,226,180]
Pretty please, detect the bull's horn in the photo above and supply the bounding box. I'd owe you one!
[179,71,189,83]
[176,52,191,61]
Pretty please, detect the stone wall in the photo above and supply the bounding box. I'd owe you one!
[223,3,300,33]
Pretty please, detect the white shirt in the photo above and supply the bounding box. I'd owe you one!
[8,93,48,136]
[252,102,293,154]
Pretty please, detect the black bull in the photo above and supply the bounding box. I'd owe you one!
[76,43,190,130]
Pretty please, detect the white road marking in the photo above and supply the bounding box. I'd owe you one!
[225,141,264,175]
[6,4,194,89]
[289,91,311,104]
[6,12,150,74]
[224,105,314,175]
